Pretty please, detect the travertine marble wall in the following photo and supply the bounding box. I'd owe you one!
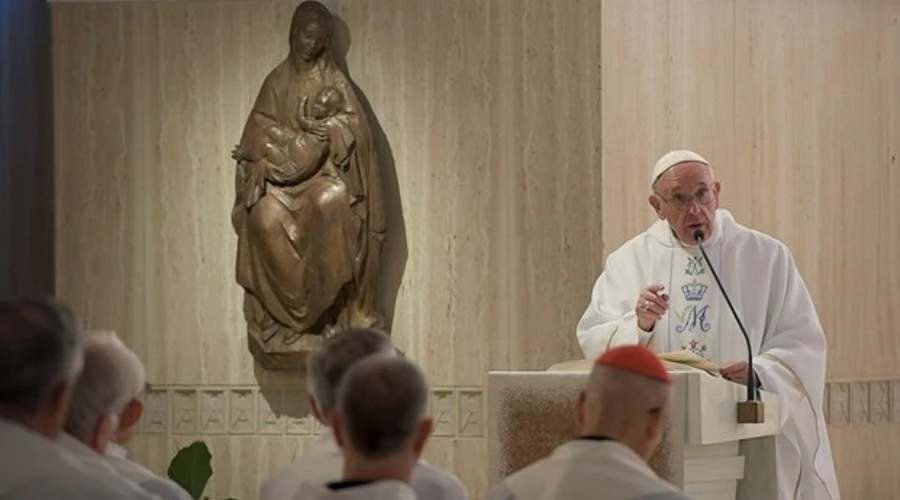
[51,0,900,498]
[52,1,601,498]
[602,1,900,496]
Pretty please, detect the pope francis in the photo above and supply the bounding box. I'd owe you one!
[576,150,840,500]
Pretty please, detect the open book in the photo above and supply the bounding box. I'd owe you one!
[546,350,720,377]
[658,350,721,377]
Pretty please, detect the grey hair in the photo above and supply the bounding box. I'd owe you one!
[64,330,146,442]
[0,299,84,415]
[336,355,429,458]
[306,327,396,415]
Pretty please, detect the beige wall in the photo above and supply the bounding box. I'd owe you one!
[52,0,900,498]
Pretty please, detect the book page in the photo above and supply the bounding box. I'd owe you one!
[547,351,722,376]
[658,349,721,375]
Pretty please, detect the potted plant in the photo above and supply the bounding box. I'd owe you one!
[167,441,237,500]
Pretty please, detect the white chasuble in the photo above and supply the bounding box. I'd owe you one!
[576,209,840,500]
[486,439,688,500]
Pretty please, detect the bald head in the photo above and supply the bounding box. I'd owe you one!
[334,355,430,459]
[583,364,671,420]
[578,346,673,459]
[307,327,396,416]
[64,331,146,445]
[0,299,83,417]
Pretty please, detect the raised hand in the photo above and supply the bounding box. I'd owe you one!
[636,283,669,332]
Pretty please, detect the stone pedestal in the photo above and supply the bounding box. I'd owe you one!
[248,331,320,371]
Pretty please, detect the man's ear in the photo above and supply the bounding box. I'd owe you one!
[648,194,664,218]
[46,381,75,439]
[412,418,433,456]
[91,413,119,454]
[118,399,143,435]
[309,394,326,425]
[329,411,345,449]
[645,409,664,444]
[576,391,587,428]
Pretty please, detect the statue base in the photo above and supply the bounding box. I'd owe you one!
[241,290,386,371]
[247,329,322,371]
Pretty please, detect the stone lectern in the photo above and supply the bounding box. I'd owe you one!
[487,362,781,500]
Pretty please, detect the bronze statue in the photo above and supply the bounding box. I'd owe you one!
[231,1,386,370]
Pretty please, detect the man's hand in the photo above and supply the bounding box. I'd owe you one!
[720,361,749,384]
[635,284,669,332]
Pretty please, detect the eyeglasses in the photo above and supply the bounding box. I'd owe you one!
[654,187,715,211]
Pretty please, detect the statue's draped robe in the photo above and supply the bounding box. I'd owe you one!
[576,209,840,500]
[232,57,385,335]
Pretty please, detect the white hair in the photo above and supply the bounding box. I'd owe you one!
[306,328,396,415]
[64,330,146,441]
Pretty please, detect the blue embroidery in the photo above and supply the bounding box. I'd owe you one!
[675,305,711,333]
[681,280,708,301]
[685,256,705,276]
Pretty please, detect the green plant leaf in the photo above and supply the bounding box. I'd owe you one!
[167,441,213,500]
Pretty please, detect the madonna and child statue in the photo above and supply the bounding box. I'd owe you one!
[231,1,386,370]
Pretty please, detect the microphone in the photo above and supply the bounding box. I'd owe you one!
[694,229,764,424]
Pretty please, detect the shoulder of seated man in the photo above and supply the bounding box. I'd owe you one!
[140,476,192,500]
[412,461,468,497]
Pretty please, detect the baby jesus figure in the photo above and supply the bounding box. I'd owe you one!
[232,86,352,208]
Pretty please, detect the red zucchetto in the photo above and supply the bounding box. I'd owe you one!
[596,345,672,384]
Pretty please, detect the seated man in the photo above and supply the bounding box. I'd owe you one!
[291,355,433,499]
[261,328,467,500]
[486,345,688,500]
[0,298,152,499]
[64,330,190,500]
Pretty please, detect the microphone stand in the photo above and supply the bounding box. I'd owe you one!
[694,230,765,424]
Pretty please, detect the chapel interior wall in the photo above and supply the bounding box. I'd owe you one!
[47,1,900,498]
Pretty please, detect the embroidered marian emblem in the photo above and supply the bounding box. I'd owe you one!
[675,305,712,333]
[685,256,705,276]
[681,280,708,302]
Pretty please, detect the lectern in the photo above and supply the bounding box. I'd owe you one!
[486,363,781,500]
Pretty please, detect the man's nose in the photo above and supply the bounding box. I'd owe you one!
[686,199,702,214]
